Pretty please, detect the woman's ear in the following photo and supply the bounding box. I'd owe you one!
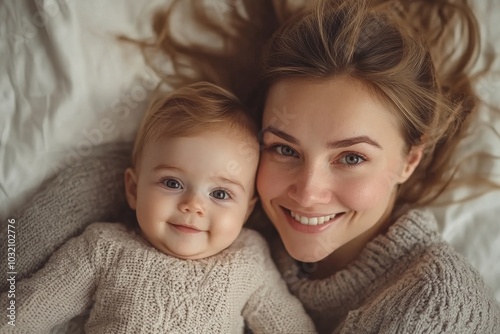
[124,168,138,210]
[399,145,424,183]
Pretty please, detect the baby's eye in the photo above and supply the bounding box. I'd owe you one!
[274,145,298,157]
[210,189,230,200]
[340,154,365,165]
[163,178,183,189]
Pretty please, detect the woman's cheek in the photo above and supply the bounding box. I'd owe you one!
[256,160,281,200]
[336,173,395,211]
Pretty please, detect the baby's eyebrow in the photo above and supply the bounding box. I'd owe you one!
[212,176,246,192]
[153,165,183,172]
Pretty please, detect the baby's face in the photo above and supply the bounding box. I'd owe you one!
[126,131,259,259]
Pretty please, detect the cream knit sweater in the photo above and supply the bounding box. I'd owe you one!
[273,209,500,334]
[1,224,316,333]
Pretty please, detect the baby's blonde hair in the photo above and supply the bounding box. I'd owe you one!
[132,82,257,168]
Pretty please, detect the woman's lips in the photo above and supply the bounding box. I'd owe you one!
[290,210,337,225]
[281,207,344,234]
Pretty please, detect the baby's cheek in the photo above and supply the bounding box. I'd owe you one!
[336,173,395,211]
[212,214,245,248]
[137,190,166,225]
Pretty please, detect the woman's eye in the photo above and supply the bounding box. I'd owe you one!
[340,154,365,165]
[275,145,297,157]
[163,179,182,189]
[210,189,230,200]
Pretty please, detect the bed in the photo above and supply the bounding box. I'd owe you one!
[1,0,499,315]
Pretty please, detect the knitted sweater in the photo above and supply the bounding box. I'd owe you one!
[3,148,499,333]
[0,144,132,293]
[1,223,316,334]
[273,209,500,334]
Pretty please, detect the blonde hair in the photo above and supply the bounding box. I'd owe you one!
[141,0,495,207]
[132,81,257,168]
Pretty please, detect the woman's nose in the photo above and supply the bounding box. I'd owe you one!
[177,192,205,216]
[287,164,332,208]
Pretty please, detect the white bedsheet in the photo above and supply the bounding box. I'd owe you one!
[1,0,499,302]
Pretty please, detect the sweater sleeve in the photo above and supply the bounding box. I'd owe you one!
[0,144,130,293]
[242,241,317,334]
[0,225,101,333]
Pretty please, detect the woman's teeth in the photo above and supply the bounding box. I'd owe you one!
[290,211,336,225]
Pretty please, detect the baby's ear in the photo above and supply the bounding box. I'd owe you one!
[245,196,258,221]
[124,168,138,210]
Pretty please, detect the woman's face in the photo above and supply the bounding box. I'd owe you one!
[257,76,422,264]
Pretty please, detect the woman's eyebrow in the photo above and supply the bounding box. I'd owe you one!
[327,136,383,150]
[262,126,382,149]
[261,126,300,145]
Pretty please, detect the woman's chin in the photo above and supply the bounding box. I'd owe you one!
[282,239,333,263]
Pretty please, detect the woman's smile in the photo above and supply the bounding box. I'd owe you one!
[289,210,338,225]
[279,206,347,233]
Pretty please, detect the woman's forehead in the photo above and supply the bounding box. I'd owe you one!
[263,77,398,131]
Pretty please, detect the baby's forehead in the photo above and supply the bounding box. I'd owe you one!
[204,131,260,173]
[142,130,259,169]
[197,132,259,185]
[184,127,260,156]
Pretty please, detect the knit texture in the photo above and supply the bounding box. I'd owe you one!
[4,147,499,333]
[273,209,500,334]
[1,224,316,333]
[0,144,132,292]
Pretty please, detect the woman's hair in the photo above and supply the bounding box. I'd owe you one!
[132,81,257,168]
[140,0,494,207]
[259,0,484,207]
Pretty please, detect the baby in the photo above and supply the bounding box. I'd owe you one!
[0,82,316,333]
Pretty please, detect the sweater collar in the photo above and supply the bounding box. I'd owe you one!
[273,209,441,313]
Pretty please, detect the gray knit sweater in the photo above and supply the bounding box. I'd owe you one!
[1,223,316,333]
[273,209,500,334]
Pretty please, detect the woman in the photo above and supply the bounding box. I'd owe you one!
[253,1,500,330]
[5,0,500,333]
